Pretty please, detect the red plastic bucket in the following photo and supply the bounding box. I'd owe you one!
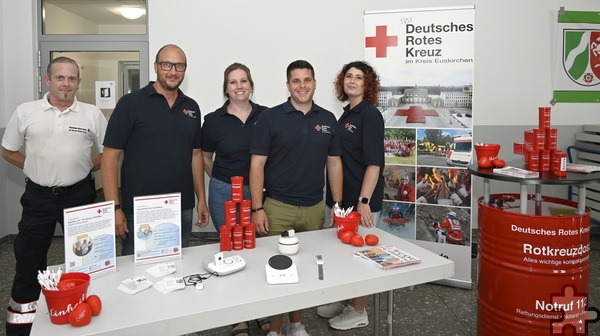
[41,272,90,324]
[477,194,590,335]
[474,143,500,161]
[334,211,361,238]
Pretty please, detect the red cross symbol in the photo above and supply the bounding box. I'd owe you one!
[365,25,398,58]
[395,106,439,123]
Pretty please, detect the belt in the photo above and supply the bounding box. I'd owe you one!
[25,176,90,195]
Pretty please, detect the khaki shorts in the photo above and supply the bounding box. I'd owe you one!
[264,197,325,236]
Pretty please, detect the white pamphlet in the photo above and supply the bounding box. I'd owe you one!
[153,277,186,294]
[117,275,153,294]
[63,201,117,278]
[133,193,182,264]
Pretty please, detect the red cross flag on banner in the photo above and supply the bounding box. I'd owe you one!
[364,6,475,289]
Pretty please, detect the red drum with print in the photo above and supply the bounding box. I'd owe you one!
[477,194,590,335]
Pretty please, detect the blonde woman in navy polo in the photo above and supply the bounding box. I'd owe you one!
[201,63,270,336]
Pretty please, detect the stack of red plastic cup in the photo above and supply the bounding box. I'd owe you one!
[513,107,565,176]
[219,176,256,251]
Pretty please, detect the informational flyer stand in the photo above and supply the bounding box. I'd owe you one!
[63,201,117,278]
[133,193,182,264]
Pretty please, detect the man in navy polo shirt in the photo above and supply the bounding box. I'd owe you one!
[102,44,209,256]
[249,60,343,336]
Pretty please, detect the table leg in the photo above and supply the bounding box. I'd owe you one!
[578,186,587,214]
[387,290,393,336]
[374,293,380,336]
[483,178,490,203]
[535,185,542,216]
[520,184,528,214]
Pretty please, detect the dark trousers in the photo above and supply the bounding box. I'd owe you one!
[6,177,95,336]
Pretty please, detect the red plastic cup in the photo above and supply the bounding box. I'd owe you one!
[232,226,243,250]
[474,144,501,162]
[243,223,256,249]
[524,130,534,144]
[532,129,545,151]
[526,150,539,172]
[538,107,551,129]
[540,150,550,172]
[545,128,557,150]
[240,200,252,225]
[552,151,567,177]
[334,211,361,239]
[230,176,244,202]
[224,201,237,227]
[42,272,90,325]
[219,226,232,251]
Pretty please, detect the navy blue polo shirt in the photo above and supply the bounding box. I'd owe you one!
[201,100,267,184]
[250,99,341,206]
[103,82,202,213]
[326,100,385,212]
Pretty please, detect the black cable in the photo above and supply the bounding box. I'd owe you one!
[183,272,218,286]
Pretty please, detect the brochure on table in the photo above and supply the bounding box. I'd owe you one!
[134,193,182,264]
[63,201,117,278]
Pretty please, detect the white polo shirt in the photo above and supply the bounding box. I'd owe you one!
[2,93,107,187]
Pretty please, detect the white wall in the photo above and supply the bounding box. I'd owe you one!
[1,0,36,239]
[0,0,6,240]
[1,0,600,236]
[147,0,600,127]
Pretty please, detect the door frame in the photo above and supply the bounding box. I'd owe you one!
[39,41,149,99]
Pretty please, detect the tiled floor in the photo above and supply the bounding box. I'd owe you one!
[1,233,598,336]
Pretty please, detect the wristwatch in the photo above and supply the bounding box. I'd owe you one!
[316,255,324,280]
[359,197,370,204]
[114,203,122,211]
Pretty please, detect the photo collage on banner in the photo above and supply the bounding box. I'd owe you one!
[365,6,475,287]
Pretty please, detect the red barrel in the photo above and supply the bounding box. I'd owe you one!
[478,194,590,335]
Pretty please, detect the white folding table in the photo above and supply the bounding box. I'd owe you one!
[31,227,454,336]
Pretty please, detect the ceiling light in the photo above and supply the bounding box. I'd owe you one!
[119,7,145,20]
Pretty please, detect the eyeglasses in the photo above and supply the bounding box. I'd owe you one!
[157,61,187,72]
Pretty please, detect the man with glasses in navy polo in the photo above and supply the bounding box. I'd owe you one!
[102,44,210,256]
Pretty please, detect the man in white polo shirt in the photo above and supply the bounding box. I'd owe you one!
[1,56,107,336]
